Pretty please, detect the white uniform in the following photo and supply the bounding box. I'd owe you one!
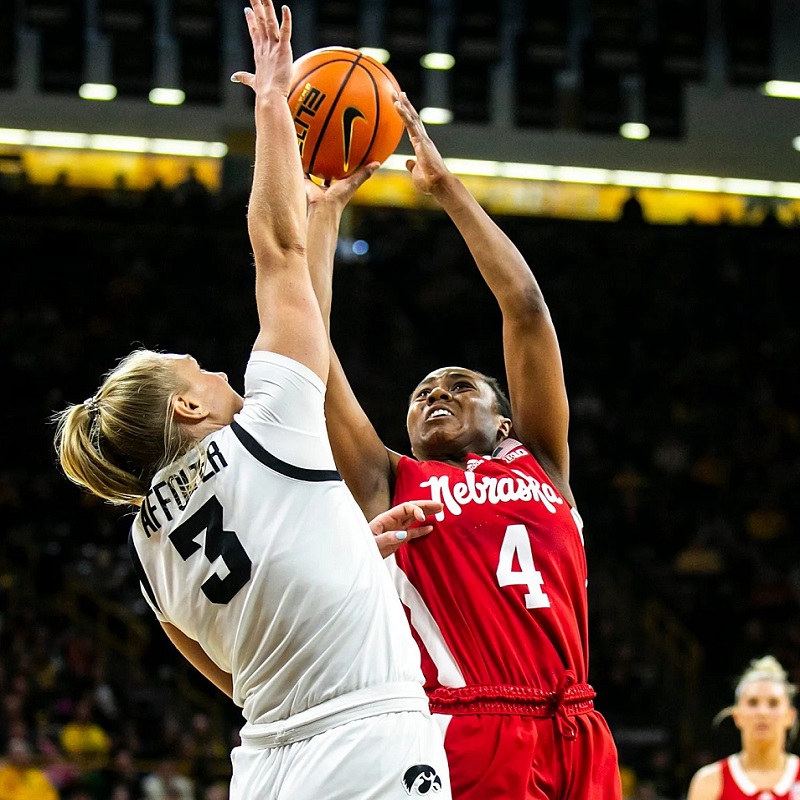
[129,351,450,799]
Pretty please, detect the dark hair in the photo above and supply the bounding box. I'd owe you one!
[477,371,512,419]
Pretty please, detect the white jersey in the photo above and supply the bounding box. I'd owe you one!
[128,351,426,735]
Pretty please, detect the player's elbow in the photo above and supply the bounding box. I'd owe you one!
[503,282,550,324]
[248,218,307,260]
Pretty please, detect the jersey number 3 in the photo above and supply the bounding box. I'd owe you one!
[170,496,253,604]
[496,524,551,608]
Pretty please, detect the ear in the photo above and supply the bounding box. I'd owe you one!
[172,393,209,423]
[497,417,512,442]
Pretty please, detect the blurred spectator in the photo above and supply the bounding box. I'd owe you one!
[59,695,112,773]
[0,737,59,800]
[141,758,194,800]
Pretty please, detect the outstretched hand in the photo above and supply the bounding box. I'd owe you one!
[394,92,451,195]
[230,1,293,97]
[369,500,442,559]
[304,162,380,211]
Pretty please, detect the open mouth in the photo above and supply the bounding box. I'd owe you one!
[427,407,453,420]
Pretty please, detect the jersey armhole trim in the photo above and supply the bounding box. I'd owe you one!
[127,530,161,614]
[230,421,342,483]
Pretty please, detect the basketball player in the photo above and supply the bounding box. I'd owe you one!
[306,92,622,799]
[53,4,450,798]
[687,656,800,800]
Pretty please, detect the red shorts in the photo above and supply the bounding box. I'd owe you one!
[430,681,621,800]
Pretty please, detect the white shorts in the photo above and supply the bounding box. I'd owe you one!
[229,710,451,799]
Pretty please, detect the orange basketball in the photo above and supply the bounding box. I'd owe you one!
[288,47,404,182]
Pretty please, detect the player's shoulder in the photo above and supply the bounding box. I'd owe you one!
[686,760,723,800]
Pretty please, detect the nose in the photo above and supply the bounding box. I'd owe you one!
[426,386,452,404]
[217,372,228,382]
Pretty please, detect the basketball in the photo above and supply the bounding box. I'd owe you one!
[288,47,405,182]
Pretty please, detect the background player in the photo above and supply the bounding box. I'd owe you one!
[687,656,799,800]
[306,92,622,799]
[53,3,450,798]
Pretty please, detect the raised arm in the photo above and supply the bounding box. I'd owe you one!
[396,94,571,492]
[231,1,327,382]
[305,170,398,519]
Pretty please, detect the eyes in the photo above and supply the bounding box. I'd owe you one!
[414,381,475,400]
[743,696,784,709]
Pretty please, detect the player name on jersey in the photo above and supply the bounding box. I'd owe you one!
[140,440,229,536]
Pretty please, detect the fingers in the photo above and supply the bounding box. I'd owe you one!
[280,5,292,43]
[405,499,443,517]
[346,161,380,189]
[374,526,433,559]
[369,500,442,534]
[230,71,255,87]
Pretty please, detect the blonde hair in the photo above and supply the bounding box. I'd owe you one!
[713,655,799,739]
[53,349,197,506]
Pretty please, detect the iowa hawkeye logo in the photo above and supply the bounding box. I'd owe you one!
[402,764,442,795]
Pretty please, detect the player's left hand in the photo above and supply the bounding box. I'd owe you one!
[369,500,442,558]
[394,91,450,195]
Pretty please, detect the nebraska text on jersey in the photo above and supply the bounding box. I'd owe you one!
[421,466,563,520]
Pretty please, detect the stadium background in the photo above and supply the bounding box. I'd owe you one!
[1,1,799,798]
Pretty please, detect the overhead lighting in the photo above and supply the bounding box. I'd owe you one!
[611,170,664,188]
[665,174,721,192]
[79,83,118,101]
[359,47,390,64]
[149,88,186,106]
[776,182,800,198]
[793,136,800,151]
[555,166,611,185]
[150,138,224,157]
[421,52,455,70]
[89,134,149,153]
[0,127,228,157]
[419,107,453,125]
[443,158,497,176]
[620,122,650,140]
[501,163,555,181]
[762,80,800,99]
[0,128,28,145]
[30,131,88,149]
[382,155,800,199]
[721,178,774,197]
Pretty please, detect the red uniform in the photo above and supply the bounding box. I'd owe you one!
[390,438,621,799]
[719,754,800,799]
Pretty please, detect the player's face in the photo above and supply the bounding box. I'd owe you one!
[732,680,796,745]
[406,367,510,462]
[169,355,244,424]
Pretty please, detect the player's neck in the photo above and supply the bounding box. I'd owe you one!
[739,745,787,773]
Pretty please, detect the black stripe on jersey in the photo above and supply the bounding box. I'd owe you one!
[127,530,161,614]
[230,421,342,482]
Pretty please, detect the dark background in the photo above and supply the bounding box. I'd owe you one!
[2,1,800,799]
[1,178,798,800]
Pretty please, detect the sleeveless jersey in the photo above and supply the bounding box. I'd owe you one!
[720,754,800,800]
[129,351,425,730]
[390,438,588,695]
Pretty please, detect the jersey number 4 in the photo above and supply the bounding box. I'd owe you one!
[496,524,551,609]
[170,496,253,604]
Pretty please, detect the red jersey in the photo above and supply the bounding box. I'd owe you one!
[719,754,800,800]
[390,438,589,696]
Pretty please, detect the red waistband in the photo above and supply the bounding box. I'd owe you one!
[427,674,595,740]
[428,683,595,716]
